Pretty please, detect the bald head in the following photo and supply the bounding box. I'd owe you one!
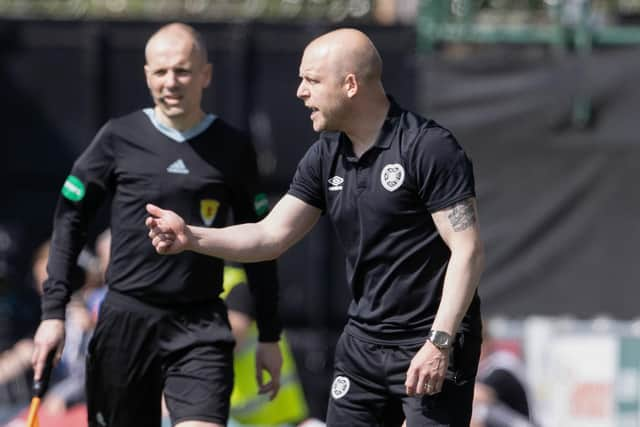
[145,22,208,66]
[305,28,383,84]
[144,22,212,131]
[297,28,388,135]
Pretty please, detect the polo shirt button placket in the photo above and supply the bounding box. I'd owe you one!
[356,163,368,193]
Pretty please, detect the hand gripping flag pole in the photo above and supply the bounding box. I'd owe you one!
[26,350,55,427]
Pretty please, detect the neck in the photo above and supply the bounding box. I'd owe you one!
[155,108,205,132]
[345,94,390,158]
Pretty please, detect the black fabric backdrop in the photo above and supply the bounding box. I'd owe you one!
[418,45,640,319]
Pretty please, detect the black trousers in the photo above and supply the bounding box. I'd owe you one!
[86,291,234,427]
[326,332,481,427]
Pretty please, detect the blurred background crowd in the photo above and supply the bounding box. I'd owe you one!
[2,1,640,426]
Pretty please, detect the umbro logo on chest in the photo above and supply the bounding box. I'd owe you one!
[328,176,344,191]
[327,164,405,192]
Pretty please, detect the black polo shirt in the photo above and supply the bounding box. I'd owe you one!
[288,98,481,345]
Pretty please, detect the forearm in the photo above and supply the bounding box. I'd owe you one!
[431,246,484,335]
[244,260,282,342]
[43,207,91,319]
[187,221,287,262]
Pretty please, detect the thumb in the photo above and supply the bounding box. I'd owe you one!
[146,203,164,217]
[256,360,264,387]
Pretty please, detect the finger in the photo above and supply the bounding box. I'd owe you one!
[417,378,430,396]
[31,347,42,381]
[151,226,167,238]
[146,203,164,217]
[33,344,54,381]
[255,365,264,389]
[157,241,170,254]
[269,379,281,400]
[145,217,155,228]
[424,382,437,395]
[148,227,159,239]
[54,346,63,365]
[259,382,278,400]
[405,369,419,396]
[262,365,281,400]
[257,375,279,398]
[258,380,271,394]
[153,235,172,247]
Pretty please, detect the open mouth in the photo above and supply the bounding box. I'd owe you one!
[162,95,182,105]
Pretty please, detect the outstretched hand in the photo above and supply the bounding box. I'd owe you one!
[145,203,191,255]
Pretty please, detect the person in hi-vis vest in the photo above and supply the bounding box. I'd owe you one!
[223,265,309,427]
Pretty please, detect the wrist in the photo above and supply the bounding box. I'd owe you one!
[426,329,453,350]
[184,225,197,252]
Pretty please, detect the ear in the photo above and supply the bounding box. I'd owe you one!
[202,63,213,89]
[344,73,358,98]
[143,64,152,88]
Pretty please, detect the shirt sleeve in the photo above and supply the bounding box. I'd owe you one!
[413,124,476,212]
[225,281,255,318]
[42,123,115,320]
[229,135,282,342]
[287,140,325,211]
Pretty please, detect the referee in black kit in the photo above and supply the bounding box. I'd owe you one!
[32,23,283,427]
[146,28,485,427]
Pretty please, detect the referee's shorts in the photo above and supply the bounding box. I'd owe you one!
[326,331,481,427]
[86,291,235,427]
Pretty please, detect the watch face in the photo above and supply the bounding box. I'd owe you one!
[429,331,452,348]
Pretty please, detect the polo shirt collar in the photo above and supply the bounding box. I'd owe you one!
[374,95,402,150]
[339,94,402,158]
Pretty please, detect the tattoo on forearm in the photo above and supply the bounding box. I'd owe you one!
[447,199,476,231]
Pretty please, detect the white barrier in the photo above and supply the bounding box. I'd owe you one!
[489,316,640,427]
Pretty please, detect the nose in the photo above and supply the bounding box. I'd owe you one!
[296,81,308,99]
[165,71,179,88]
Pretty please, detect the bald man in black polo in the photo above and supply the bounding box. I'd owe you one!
[146,28,485,427]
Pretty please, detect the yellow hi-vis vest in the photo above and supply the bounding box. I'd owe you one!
[223,266,309,425]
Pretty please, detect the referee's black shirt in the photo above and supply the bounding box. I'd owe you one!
[289,98,481,345]
[43,110,281,342]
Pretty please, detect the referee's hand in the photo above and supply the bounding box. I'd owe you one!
[146,204,190,255]
[256,342,283,400]
[32,319,64,382]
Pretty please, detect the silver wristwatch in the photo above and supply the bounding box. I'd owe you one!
[427,330,452,350]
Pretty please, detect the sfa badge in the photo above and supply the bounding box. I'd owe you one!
[200,199,220,226]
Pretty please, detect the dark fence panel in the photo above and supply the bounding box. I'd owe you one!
[418,45,640,320]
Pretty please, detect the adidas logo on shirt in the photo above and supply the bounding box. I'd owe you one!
[167,159,190,174]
